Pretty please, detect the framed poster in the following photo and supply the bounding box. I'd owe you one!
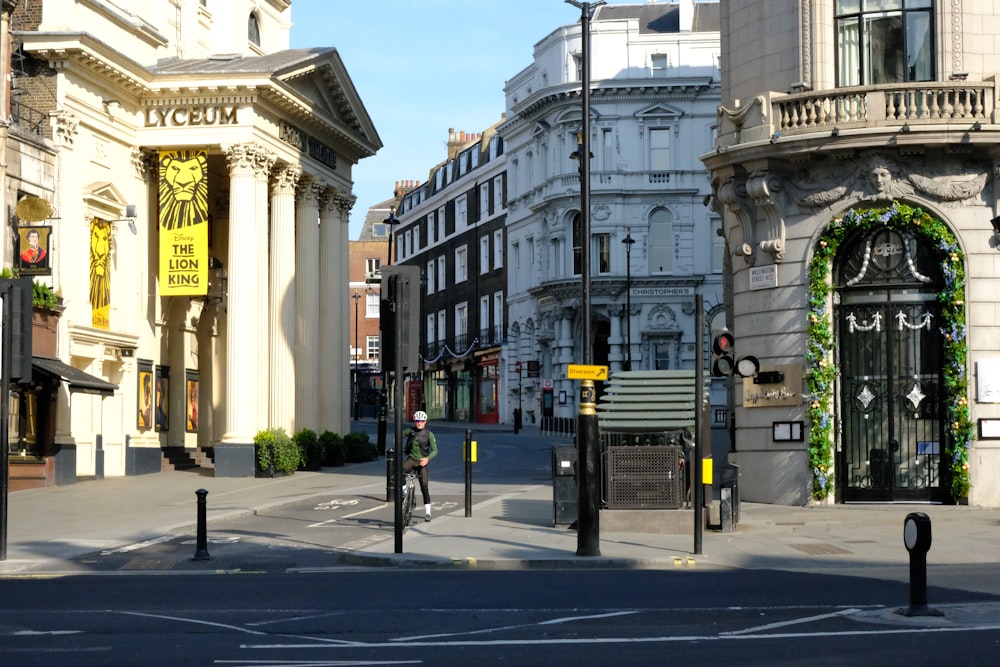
[186,370,199,433]
[155,365,170,432]
[137,361,153,430]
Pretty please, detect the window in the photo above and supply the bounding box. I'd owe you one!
[366,292,380,318]
[455,246,468,283]
[572,54,583,81]
[602,128,615,171]
[365,258,381,279]
[437,206,446,239]
[480,183,490,219]
[649,208,674,274]
[493,291,504,342]
[455,302,469,343]
[480,295,490,336]
[456,196,468,229]
[437,310,447,343]
[428,211,437,243]
[651,53,669,76]
[427,314,435,347]
[572,213,582,275]
[650,127,670,172]
[835,0,933,86]
[493,175,503,211]
[596,233,610,274]
[248,13,261,46]
[366,335,380,360]
[493,230,503,269]
[480,236,490,274]
[437,254,446,289]
[654,342,671,370]
[426,259,436,294]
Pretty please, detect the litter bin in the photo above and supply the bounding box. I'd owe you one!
[718,463,739,531]
[552,445,577,526]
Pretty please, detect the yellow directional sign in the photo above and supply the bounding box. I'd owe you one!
[567,364,609,380]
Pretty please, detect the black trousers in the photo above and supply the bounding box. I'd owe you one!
[403,458,431,505]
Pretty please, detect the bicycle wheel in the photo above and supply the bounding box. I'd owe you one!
[402,476,415,527]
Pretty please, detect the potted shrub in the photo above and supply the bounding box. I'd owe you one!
[254,428,299,477]
[292,428,323,471]
[319,431,345,467]
[344,431,378,463]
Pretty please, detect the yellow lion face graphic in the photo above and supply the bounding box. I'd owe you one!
[89,218,111,310]
[159,151,208,230]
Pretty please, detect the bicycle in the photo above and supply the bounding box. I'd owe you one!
[400,469,419,529]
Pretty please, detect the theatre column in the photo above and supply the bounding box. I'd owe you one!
[295,178,322,432]
[317,188,353,435]
[269,164,301,435]
[216,143,270,476]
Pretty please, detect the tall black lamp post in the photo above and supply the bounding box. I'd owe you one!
[352,290,361,421]
[377,209,399,456]
[567,0,604,557]
[622,228,634,371]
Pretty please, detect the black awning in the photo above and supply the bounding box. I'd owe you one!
[32,356,118,396]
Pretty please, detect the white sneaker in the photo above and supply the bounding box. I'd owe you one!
[424,514,432,522]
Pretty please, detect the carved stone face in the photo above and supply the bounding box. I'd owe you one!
[869,166,892,193]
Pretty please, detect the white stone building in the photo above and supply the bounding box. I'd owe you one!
[703,0,1000,506]
[6,0,378,487]
[499,2,725,434]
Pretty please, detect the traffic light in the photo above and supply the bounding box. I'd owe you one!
[711,331,759,378]
[711,331,735,377]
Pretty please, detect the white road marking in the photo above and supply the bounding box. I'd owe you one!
[721,608,862,636]
[100,535,174,555]
[308,503,388,528]
[399,610,639,641]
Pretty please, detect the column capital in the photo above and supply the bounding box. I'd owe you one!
[222,143,275,178]
[271,163,302,196]
[296,177,325,206]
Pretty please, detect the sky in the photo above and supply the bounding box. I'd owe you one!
[289,0,643,239]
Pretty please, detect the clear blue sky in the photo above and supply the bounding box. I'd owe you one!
[289,0,641,238]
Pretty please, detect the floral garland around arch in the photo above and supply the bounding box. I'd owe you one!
[805,201,971,502]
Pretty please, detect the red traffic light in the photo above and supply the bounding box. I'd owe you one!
[514,361,522,373]
[712,332,734,356]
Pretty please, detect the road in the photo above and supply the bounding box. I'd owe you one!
[2,568,999,666]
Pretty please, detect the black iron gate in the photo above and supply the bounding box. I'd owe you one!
[835,226,946,502]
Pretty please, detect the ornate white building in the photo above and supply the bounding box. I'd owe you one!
[703,0,1000,506]
[6,0,378,486]
[499,2,725,433]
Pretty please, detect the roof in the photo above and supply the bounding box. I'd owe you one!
[32,356,118,396]
[149,48,336,75]
[594,2,720,34]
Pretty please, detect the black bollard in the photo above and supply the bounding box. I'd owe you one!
[385,447,395,502]
[193,489,211,561]
[895,512,942,617]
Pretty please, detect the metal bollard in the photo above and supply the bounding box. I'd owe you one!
[385,447,396,502]
[895,512,942,617]
[193,489,211,561]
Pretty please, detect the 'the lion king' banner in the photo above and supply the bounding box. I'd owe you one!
[159,149,209,296]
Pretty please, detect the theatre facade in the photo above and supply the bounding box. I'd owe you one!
[6,1,378,487]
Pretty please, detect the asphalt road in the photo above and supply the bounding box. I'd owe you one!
[3,568,999,666]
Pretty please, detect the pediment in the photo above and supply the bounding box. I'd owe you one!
[272,49,382,160]
[83,181,129,217]
[635,102,684,121]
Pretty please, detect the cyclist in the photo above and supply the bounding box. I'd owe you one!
[402,410,438,522]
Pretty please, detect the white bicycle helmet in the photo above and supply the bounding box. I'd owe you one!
[413,410,428,422]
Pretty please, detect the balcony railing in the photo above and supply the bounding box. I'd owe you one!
[716,81,997,148]
[11,100,46,138]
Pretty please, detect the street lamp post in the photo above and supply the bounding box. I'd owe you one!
[352,290,361,421]
[377,210,399,456]
[622,228,634,371]
[567,0,604,558]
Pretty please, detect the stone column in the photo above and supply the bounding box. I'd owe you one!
[216,143,271,476]
[295,178,322,432]
[317,188,340,434]
[269,163,301,435]
[254,149,276,424]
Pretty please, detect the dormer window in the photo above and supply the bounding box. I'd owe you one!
[248,13,261,46]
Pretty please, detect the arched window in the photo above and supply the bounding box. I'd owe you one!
[248,12,261,46]
[648,208,673,274]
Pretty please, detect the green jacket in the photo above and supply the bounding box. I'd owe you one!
[403,427,437,462]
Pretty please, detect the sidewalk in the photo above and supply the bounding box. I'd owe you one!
[1,452,998,588]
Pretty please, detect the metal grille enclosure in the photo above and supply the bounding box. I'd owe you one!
[606,445,683,509]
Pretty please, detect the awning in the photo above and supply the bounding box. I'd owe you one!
[32,356,118,396]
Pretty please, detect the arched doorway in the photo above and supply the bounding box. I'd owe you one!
[834,226,947,502]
